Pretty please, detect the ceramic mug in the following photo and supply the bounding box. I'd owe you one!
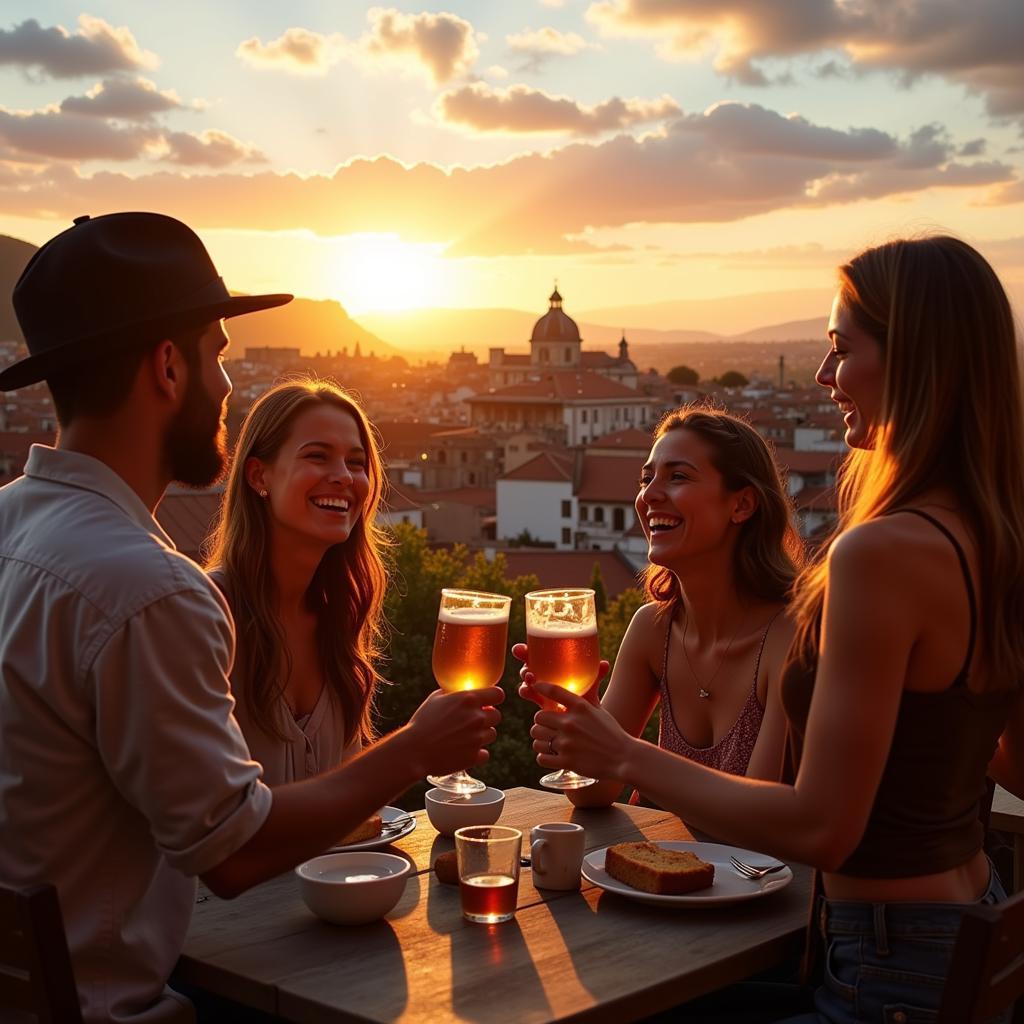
[530,822,585,890]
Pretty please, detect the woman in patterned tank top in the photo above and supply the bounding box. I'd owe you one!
[518,407,804,809]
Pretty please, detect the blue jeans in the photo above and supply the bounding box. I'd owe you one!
[780,862,1010,1024]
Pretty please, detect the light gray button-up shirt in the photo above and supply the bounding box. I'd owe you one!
[0,446,273,1024]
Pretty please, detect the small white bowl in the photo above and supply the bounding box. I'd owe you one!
[425,787,505,837]
[295,851,411,925]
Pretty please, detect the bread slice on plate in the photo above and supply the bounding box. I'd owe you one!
[337,813,383,846]
[605,841,715,895]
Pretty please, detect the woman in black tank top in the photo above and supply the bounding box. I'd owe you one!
[524,236,1024,1023]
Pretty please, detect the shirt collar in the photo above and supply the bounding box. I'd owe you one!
[23,444,176,549]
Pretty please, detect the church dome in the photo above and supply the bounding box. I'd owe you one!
[531,287,581,343]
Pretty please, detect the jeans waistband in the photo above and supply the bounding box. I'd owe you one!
[817,859,1002,946]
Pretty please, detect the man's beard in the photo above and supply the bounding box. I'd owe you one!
[164,376,228,488]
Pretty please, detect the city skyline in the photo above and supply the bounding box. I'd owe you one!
[0,2,1021,323]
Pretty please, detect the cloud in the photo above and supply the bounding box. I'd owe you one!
[360,7,479,84]
[507,27,596,69]
[0,103,1015,255]
[437,82,679,134]
[236,27,345,76]
[162,130,265,167]
[0,15,157,78]
[60,77,186,119]
[586,0,1024,121]
[0,107,160,161]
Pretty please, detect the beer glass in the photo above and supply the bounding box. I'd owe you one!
[426,588,510,795]
[525,588,599,790]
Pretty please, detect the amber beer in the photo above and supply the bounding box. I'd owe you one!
[526,621,600,695]
[459,872,519,923]
[432,606,509,692]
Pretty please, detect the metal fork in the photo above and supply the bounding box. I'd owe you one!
[377,815,414,835]
[729,855,787,880]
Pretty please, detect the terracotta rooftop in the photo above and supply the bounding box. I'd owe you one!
[773,447,843,474]
[500,549,641,601]
[500,452,573,483]
[576,454,643,503]
[155,488,223,563]
[586,428,651,452]
[408,486,497,509]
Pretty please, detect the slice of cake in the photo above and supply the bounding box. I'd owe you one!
[605,841,715,895]
[337,813,383,846]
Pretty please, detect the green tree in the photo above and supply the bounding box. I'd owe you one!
[589,562,608,615]
[667,365,699,386]
[716,370,749,388]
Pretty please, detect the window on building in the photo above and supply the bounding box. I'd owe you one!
[561,500,571,518]
[469,472,476,484]
[613,507,625,531]
[579,505,589,521]
[615,407,621,421]
[437,450,447,464]
[561,527,571,545]
[565,348,572,362]
[460,451,468,463]
[595,507,605,524]
[581,409,588,423]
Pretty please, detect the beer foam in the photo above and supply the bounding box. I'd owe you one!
[438,605,509,625]
[527,621,598,638]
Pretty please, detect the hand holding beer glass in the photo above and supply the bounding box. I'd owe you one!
[524,588,600,790]
[427,588,511,795]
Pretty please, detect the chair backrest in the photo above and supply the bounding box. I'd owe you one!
[0,882,82,1023]
[937,885,1024,1024]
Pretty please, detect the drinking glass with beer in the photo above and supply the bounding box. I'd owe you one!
[426,588,511,795]
[524,588,599,790]
[455,825,523,924]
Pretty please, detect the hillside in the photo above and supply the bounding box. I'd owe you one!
[0,235,38,342]
[0,234,396,358]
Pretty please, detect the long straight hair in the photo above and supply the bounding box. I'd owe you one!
[206,378,389,744]
[642,406,804,611]
[792,236,1024,689]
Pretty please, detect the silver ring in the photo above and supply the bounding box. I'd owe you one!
[548,737,556,755]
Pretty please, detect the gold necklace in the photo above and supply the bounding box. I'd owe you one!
[681,608,746,699]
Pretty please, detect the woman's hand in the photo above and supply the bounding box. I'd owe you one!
[528,681,635,782]
[406,686,504,776]
[512,642,609,710]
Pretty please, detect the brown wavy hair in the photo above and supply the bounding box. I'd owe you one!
[791,235,1024,689]
[642,406,804,611]
[206,377,389,745]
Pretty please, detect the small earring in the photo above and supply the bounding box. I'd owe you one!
[259,489,268,499]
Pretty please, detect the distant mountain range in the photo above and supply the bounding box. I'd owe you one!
[1,232,827,365]
[0,234,398,359]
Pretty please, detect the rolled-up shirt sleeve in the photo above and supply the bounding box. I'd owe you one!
[89,585,272,877]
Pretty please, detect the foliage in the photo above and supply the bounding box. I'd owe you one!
[376,523,661,806]
[716,370,749,388]
[589,561,608,615]
[667,364,699,386]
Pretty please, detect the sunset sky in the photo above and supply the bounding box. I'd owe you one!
[1,2,1022,328]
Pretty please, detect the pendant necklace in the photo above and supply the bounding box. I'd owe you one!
[681,607,746,699]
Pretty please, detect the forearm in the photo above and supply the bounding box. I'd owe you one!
[620,736,842,867]
[203,725,423,896]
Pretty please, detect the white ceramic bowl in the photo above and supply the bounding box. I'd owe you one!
[295,851,411,925]
[425,787,505,837]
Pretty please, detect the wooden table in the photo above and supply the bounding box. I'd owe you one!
[177,787,812,1023]
[992,785,1024,892]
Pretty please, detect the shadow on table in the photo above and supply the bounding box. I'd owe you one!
[425,836,551,1022]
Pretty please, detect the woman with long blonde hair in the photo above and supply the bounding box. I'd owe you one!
[525,236,1024,1022]
[206,377,389,783]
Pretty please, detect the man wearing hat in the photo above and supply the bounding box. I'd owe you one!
[0,213,502,1022]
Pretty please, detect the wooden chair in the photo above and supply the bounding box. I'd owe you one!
[937,885,1024,1024]
[0,882,82,1023]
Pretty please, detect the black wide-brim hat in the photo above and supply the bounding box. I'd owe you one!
[0,211,292,391]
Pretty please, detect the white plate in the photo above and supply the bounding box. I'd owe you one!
[330,806,417,852]
[582,841,793,907]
